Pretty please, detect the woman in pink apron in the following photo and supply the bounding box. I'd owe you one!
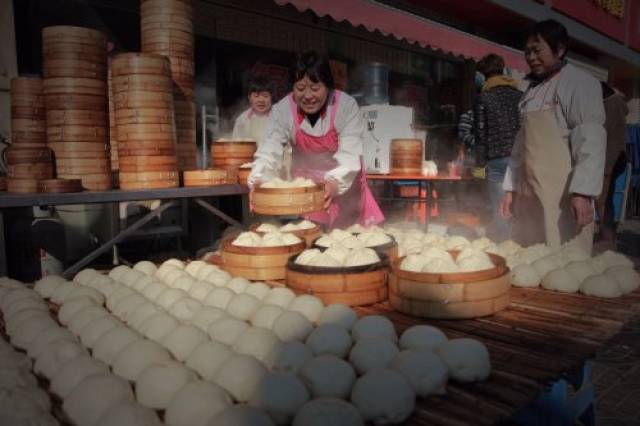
[249,51,384,229]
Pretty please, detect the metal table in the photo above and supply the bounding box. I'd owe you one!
[0,184,248,278]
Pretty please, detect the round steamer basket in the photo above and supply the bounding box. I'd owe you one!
[46,110,108,126]
[390,138,423,174]
[238,167,251,186]
[42,26,106,44]
[211,140,256,168]
[44,94,107,111]
[285,254,389,306]
[313,235,399,261]
[6,178,39,193]
[43,60,107,79]
[388,251,510,319]
[252,184,325,216]
[112,74,173,94]
[38,178,83,193]
[0,177,6,191]
[47,125,108,143]
[250,223,323,248]
[119,156,177,173]
[119,171,180,190]
[220,238,306,281]
[111,53,171,77]
[183,169,228,187]
[115,107,173,124]
[7,163,54,180]
[4,146,53,165]
[57,173,112,191]
[43,77,106,96]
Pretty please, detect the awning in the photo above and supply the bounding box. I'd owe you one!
[273,0,529,72]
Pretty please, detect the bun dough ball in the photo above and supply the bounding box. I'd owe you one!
[344,248,380,267]
[121,269,145,287]
[169,298,203,322]
[165,380,232,426]
[141,281,167,301]
[74,268,98,285]
[352,315,397,342]
[112,294,146,320]
[266,341,313,374]
[209,405,275,426]
[423,257,460,273]
[299,355,356,399]
[0,389,57,426]
[592,250,634,273]
[50,281,74,304]
[399,325,447,351]
[93,326,142,365]
[329,229,352,241]
[127,302,162,330]
[263,288,296,308]
[325,245,350,263]
[580,274,623,298]
[437,338,491,382]
[273,311,313,342]
[293,398,363,426]
[251,304,285,329]
[65,285,105,305]
[249,373,310,425]
[306,324,352,358]
[340,235,365,250]
[133,260,157,276]
[156,288,189,310]
[457,253,494,272]
[136,360,197,409]
[350,369,415,425]
[204,287,234,310]
[51,355,109,398]
[140,312,179,342]
[391,349,448,397]
[186,341,234,381]
[28,326,76,359]
[161,325,208,361]
[605,266,640,294]
[308,253,342,267]
[318,304,357,331]
[510,264,541,288]
[63,374,134,426]
[470,237,495,250]
[172,276,195,292]
[10,316,57,350]
[227,277,251,294]
[79,315,122,349]
[541,268,581,293]
[131,275,153,293]
[565,260,597,283]
[257,223,280,233]
[233,232,261,247]
[106,286,136,311]
[208,317,249,346]
[112,339,172,381]
[95,400,161,426]
[233,328,280,362]
[532,255,564,280]
[444,235,471,250]
[191,306,227,333]
[360,232,392,247]
[59,296,97,325]
[34,275,67,298]
[400,254,430,272]
[3,294,47,319]
[184,260,207,277]
[282,233,302,246]
[214,355,268,402]
[109,265,131,281]
[227,293,261,321]
[289,295,324,323]
[261,232,285,247]
[188,281,214,301]
[295,249,322,265]
[244,282,271,300]
[163,258,185,269]
[33,339,87,379]
[195,264,217,280]
[349,338,399,374]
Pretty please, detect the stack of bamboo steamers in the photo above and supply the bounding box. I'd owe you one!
[6,77,54,193]
[141,0,197,171]
[42,26,112,191]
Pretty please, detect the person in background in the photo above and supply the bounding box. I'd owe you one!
[232,74,275,147]
[598,82,629,242]
[458,108,475,152]
[500,20,606,253]
[248,51,384,228]
[474,53,522,242]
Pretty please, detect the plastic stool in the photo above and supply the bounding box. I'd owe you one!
[512,362,595,426]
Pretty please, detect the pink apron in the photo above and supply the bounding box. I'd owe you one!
[289,90,384,229]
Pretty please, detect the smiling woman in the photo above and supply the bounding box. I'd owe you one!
[248,51,384,229]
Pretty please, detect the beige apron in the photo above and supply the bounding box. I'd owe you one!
[513,105,594,252]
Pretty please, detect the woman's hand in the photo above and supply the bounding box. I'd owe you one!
[571,194,594,228]
[323,180,339,209]
[500,191,514,219]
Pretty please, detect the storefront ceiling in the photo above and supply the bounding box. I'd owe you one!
[273,0,529,71]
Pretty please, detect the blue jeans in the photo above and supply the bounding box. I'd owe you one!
[487,157,511,242]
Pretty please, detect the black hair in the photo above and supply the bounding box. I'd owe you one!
[294,51,334,89]
[524,19,569,58]
[247,74,275,97]
[477,54,505,78]
[601,81,614,99]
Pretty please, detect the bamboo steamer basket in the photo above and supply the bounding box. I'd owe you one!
[108,66,118,171]
[43,26,106,44]
[48,142,108,154]
[11,77,46,146]
[119,155,177,173]
[117,140,176,152]
[7,163,54,180]
[6,178,39,193]
[238,167,251,186]
[119,170,179,190]
[183,169,228,187]
[44,94,107,111]
[43,60,107,79]
[390,138,423,174]
[11,76,44,95]
[4,146,53,164]
[111,53,172,77]
[47,110,108,126]
[211,140,257,169]
[38,178,83,193]
[251,222,322,248]
[388,252,510,319]
[115,107,174,124]
[43,77,106,96]
[112,74,173,93]
[11,119,46,133]
[220,238,306,281]
[57,173,112,191]
[286,254,389,306]
[0,177,6,191]
[253,184,325,216]
[42,50,106,65]
[47,125,108,143]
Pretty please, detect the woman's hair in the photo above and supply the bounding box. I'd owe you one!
[247,74,275,97]
[476,54,504,78]
[293,51,334,89]
[524,19,569,58]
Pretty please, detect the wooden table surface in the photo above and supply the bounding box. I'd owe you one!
[356,287,640,425]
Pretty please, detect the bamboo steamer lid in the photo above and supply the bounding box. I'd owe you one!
[183,169,228,187]
[6,178,40,193]
[390,138,423,174]
[7,163,54,179]
[45,94,107,111]
[220,239,306,281]
[111,53,172,77]
[140,43,193,61]
[253,184,325,216]
[4,146,53,164]
[43,60,107,79]
[57,172,112,190]
[43,77,106,96]
[112,74,173,93]
[47,125,108,143]
[38,178,83,193]
[47,110,108,126]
